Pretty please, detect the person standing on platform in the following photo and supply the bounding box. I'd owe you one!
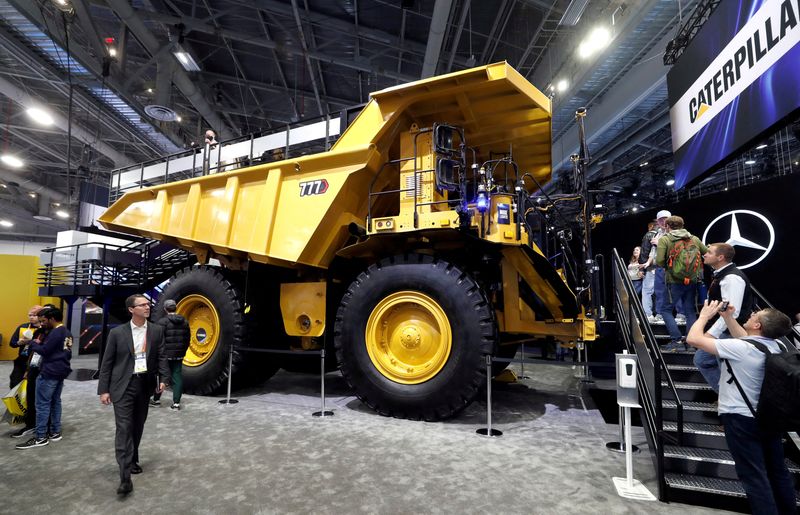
[8,305,42,389]
[15,307,72,449]
[627,246,645,295]
[640,212,671,322]
[694,243,754,392]
[97,294,169,496]
[151,299,190,410]
[687,301,795,514]
[656,215,707,351]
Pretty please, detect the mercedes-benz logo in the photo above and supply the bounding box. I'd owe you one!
[702,210,774,269]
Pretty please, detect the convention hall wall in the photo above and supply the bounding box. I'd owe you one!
[592,172,798,315]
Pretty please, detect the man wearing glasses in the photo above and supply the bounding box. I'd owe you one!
[98,294,169,496]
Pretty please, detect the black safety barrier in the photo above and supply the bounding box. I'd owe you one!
[476,352,613,438]
[223,345,333,417]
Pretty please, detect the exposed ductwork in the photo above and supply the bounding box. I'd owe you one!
[106,0,237,140]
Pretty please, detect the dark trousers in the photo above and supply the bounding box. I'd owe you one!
[153,360,183,404]
[720,413,796,515]
[24,366,40,429]
[113,374,151,481]
[10,356,27,389]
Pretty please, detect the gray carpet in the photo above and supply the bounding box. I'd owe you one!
[0,356,728,514]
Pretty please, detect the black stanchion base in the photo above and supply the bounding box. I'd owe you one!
[476,428,503,437]
[580,378,595,384]
[313,410,334,417]
[605,441,639,453]
[218,399,239,405]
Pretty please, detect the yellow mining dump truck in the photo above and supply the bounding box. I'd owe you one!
[99,62,596,420]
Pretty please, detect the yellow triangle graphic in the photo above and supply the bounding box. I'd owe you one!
[696,103,710,120]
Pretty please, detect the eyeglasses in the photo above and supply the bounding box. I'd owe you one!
[133,303,151,308]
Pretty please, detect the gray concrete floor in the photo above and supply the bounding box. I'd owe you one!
[0,355,729,514]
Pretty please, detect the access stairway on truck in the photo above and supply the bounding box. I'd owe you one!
[612,249,800,512]
[37,236,196,298]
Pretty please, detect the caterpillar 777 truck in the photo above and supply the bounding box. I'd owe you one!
[98,62,597,420]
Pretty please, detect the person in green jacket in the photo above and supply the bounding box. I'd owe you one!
[656,215,708,351]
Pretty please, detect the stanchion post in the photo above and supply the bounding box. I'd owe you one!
[313,349,334,417]
[477,354,502,437]
[219,347,239,405]
[519,345,528,379]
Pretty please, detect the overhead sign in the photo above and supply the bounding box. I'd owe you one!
[667,0,800,189]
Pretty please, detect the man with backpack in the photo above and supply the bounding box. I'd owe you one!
[656,215,708,351]
[687,300,795,514]
[150,299,190,410]
[639,211,671,322]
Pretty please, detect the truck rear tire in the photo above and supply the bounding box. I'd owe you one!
[155,266,276,394]
[334,255,496,421]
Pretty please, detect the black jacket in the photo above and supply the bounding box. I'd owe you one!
[159,314,191,360]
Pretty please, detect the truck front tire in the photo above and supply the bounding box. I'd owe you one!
[334,255,496,421]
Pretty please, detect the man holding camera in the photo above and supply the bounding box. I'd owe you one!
[695,243,754,392]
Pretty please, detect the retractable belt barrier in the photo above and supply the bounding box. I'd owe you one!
[221,345,334,417]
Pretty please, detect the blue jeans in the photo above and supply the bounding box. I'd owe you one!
[641,269,655,316]
[653,268,667,314]
[35,375,63,439]
[660,283,697,342]
[632,279,643,296]
[720,414,796,515]
[694,349,720,392]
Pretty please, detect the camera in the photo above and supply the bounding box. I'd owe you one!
[718,300,729,313]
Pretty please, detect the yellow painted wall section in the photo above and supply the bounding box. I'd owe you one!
[0,255,60,361]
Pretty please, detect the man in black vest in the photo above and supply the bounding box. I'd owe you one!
[694,243,754,392]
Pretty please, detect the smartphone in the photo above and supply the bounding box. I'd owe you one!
[718,300,730,313]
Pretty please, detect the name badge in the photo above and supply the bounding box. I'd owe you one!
[134,352,147,374]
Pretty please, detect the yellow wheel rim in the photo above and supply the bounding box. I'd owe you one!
[365,291,452,384]
[176,294,220,367]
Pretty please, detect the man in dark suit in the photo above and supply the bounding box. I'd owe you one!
[98,294,169,496]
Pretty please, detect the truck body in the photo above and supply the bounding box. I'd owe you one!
[98,62,596,420]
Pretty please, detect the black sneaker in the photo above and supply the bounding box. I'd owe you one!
[150,398,160,406]
[48,432,62,442]
[10,426,36,438]
[15,436,48,449]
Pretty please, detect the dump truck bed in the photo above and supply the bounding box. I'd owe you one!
[99,62,552,268]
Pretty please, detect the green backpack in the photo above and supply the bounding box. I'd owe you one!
[667,237,702,285]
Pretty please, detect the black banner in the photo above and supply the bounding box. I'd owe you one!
[593,173,799,316]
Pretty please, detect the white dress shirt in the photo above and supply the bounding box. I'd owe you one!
[130,320,148,354]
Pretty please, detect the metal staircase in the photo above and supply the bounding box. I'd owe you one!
[611,249,800,511]
[37,236,196,298]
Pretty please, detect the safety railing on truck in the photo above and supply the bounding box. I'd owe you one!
[108,108,363,203]
[611,248,684,501]
[37,239,195,297]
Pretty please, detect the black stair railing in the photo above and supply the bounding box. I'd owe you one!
[611,248,685,500]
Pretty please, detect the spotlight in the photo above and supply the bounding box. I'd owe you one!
[27,107,55,126]
[665,178,675,186]
[29,192,37,198]
[1,154,24,168]
[556,79,569,92]
[0,219,12,228]
[639,161,648,167]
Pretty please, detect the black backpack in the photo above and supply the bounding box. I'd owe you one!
[724,338,800,433]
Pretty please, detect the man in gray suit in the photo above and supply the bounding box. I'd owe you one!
[98,294,169,496]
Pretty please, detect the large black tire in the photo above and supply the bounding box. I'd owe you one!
[334,254,496,421]
[154,266,277,395]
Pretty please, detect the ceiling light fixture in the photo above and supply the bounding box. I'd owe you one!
[0,220,13,228]
[578,27,611,59]
[29,192,37,198]
[744,159,756,165]
[639,161,648,167]
[173,46,200,72]
[632,192,638,197]
[665,178,675,186]
[755,143,767,150]
[556,79,569,92]
[27,107,55,126]
[55,210,70,219]
[1,154,24,168]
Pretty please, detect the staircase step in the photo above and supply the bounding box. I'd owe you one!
[663,421,724,436]
[665,472,746,497]
[662,381,713,391]
[665,445,800,472]
[666,364,697,372]
[663,400,715,411]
